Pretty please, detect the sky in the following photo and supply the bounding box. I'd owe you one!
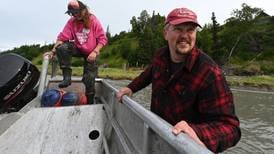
[0,0,274,52]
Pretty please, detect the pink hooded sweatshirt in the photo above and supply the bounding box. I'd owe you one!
[57,15,107,55]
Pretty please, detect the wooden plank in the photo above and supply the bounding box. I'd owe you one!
[0,104,106,154]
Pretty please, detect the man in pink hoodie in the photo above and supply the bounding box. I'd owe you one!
[48,0,107,104]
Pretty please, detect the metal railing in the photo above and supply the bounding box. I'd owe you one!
[101,80,213,154]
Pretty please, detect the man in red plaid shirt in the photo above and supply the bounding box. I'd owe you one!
[117,7,241,153]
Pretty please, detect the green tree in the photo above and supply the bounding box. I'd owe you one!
[120,39,132,59]
[210,12,223,65]
[211,12,219,50]
[106,25,112,44]
[197,24,212,54]
[129,10,165,66]
[231,3,263,22]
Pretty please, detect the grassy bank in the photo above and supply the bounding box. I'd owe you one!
[39,66,274,90]
[39,66,143,80]
[98,68,143,80]
[226,75,274,90]
[100,68,274,91]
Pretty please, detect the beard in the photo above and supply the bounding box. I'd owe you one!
[174,37,194,55]
[175,44,192,55]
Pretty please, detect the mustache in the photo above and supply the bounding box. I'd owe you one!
[176,38,190,44]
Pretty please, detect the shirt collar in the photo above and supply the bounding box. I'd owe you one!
[164,46,199,72]
[185,47,199,72]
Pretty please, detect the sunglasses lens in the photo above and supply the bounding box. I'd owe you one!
[67,9,81,16]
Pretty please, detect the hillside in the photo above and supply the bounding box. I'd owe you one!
[1,3,274,75]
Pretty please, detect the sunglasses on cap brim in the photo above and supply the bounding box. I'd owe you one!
[67,9,81,16]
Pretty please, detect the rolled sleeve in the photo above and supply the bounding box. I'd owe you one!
[57,19,74,41]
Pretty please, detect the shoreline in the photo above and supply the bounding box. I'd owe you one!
[230,85,274,93]
[98,76,274,93]
[43,66,274,92]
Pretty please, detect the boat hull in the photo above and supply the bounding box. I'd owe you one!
[0,54,212,154]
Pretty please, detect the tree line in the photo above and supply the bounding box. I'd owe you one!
[102,3,274,74]
[1,3,274,75]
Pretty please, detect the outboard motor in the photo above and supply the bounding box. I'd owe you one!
[0,53,40,113]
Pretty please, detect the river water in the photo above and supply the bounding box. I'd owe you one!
[106,79,274,154]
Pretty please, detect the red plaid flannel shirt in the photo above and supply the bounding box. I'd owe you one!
[127,46,241,153]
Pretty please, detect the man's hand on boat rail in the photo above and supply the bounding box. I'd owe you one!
[172,120,206,147]
[116,87,133,102]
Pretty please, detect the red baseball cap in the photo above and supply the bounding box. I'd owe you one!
[165,8,201,27]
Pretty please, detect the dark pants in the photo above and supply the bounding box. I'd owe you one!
[55,42,98,95]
